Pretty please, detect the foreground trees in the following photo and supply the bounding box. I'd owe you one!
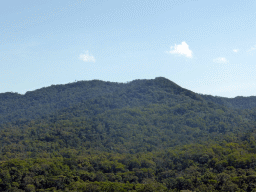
[1,141,256,191]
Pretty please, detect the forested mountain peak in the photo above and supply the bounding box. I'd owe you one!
[2,77,256,191]
[0,77,191,124]
[1,77,256,125]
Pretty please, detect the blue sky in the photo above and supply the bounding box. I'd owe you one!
[0,0,255,98]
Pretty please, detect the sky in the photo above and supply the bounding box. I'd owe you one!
[0,0,256,98]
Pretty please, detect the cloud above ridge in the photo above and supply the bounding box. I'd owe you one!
[79,51,95,62]
[168,41,193,58]
[213,57,228,64]
[248,45,256,52]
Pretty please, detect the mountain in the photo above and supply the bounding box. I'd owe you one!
[201,94,256,109]
[1,77,256,191]
[1,77,256,125]
[0,77,198,124]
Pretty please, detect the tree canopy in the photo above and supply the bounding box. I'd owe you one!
[1,77,256,191]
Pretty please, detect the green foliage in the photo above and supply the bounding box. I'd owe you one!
[1,77,256,191]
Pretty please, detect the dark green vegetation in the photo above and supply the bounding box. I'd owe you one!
[1,77,256,191]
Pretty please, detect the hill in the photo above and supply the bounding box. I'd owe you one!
[1,77,256,125]
[1,77,256,191]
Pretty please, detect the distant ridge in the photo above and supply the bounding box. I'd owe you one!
[0,77,256,124]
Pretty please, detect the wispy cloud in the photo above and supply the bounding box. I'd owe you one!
[167,41,193,58]
[213,57,228,64]
[79,51,95,62]
[248,45,256,52]
[233,49,239,53]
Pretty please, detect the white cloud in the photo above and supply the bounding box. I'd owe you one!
[168,41,193,58]
[248,45,256,52]
[79,51,95,62]
[233,49,239,53]
[213,57,228,64]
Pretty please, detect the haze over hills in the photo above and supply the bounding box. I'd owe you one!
[1,77,256,191]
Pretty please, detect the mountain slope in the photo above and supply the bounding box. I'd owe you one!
[201,94,256,109]
[2,77,256,191]
[1,77,256,156]
[0,77,203,124]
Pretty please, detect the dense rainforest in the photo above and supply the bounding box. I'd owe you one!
[1,77,256,191]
